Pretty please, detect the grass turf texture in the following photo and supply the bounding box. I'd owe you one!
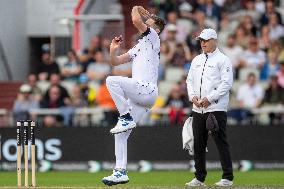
[0,170,284,188]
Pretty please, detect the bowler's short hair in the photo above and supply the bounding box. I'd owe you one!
[152,15,166,35]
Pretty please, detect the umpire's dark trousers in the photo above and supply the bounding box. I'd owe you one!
[192,111,233,182]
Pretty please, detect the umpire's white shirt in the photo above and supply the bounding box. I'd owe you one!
[186,48,233,113]
[127,27,160,84]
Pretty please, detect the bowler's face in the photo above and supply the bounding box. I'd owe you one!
[146,18,160,34]
[200,39,216,54]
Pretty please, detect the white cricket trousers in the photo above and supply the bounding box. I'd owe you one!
[106,76,158,169]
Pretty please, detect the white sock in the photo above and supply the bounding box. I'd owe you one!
[115,133,123,169]
[115,130,132,169]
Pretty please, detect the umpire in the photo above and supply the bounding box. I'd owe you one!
[185,28,234,187]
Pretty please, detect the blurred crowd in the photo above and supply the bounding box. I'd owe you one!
[13,0,284,126]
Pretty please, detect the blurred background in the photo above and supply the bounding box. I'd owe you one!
[0,0,284,172]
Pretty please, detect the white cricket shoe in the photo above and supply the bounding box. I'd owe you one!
[215,179,233,186]
[185,178,206,187]
[110,117,136,134]
[102,169,129,186]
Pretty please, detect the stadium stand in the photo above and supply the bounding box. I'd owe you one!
[1,0,284,127]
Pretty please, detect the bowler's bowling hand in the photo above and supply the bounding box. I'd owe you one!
[201,97,211,108]
[110,35,123,52]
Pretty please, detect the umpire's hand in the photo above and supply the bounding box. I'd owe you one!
[201,97,211,108]
[192,96,202,108]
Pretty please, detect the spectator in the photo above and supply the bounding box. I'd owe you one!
[177,75,189,101]
[243,0,261,21]
[238,15,257,36]
[268,13,284,41]
[239,36,266,69]
[150,96,166,123]
[278,41,284,62]
[13,84,39,121]
[222,0,241,13]
[87,50,111,81]
[147,1,159,15]
[276,61,284,88]
[163,24,178,50]
[161,11,189,42]
[237,72,264,108]
[159,42,174,79]
[40,85,66,127]
[232,0,260,22]
[269,40,284,57]
[41,85,66,108]
[27,74,42,101]
[222,34,243,78]
[218,11,238,45]
[160,41,173,66]
[178,2,195,34]
[258,25,271,51]
[178,1,195,21]
[89,35,102,52]
[263,75,284,104]
[269,41,284,62]
[101,37,111,61]
[165,84,189,125]
[37,52,60,81]
[96,78,119,126]
[255,0,265,14]
[262,75,284,124]
[170,43,191,68]
[71,81,95,126]
[149,0,176,19]
[197,0,221,23]
[214,0,226,7]
[78,74,96,106]
[70,85,88,108]
[61,49,82,81]
[68,84,89,126]
[234,26,249,49]
[259,0,282,26]
[44,73,70,106]
[260,51,280,80]
[79,48,94,73]
[193,10,215,30]
[186,29,202,55]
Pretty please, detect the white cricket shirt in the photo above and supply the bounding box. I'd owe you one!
[127,27,160,84]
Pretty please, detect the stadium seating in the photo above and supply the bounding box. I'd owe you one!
[0,82,23,109]
[165,67,185,82]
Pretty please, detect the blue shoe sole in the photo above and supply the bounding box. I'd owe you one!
[102,179,129,186]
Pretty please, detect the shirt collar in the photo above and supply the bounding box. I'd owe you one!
[138,27,151,40]
[203,48,220,58]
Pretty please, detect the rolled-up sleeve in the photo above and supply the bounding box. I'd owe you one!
[206,57,233,103]
[127,46,135,60]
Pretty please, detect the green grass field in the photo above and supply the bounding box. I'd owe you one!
[0,170,284,188]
